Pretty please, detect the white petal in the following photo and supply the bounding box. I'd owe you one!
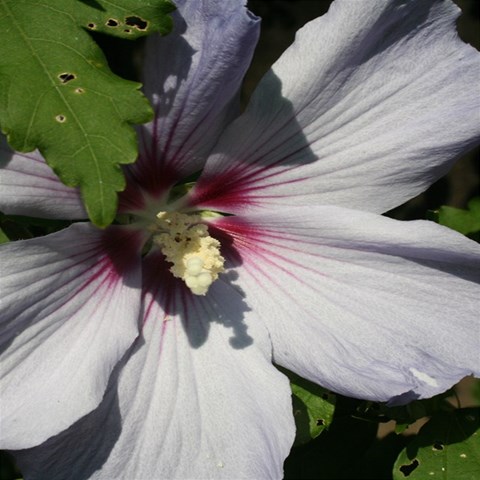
[0,135,86,219]
[188,0,480,214]
[13,252,294,479]
[0,224,143,449]
[122,0,260,205]
[211,207,480,403]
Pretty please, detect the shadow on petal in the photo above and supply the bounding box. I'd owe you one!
[188,71,318,212]
[11,338,140,480]
[141,242,253,350]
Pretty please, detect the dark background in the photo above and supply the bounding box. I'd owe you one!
[244,0,480,221]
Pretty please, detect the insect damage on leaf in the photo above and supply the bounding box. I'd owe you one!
[399,459,420,477]
[0,0,175,227]
[125,16,148,30]
[58,73,76,83]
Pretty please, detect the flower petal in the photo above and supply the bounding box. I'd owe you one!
[0,224,143,449]
[121,0,260,208]
[0,135,86,219]
[188,0,480,214]
[211,207,480,403]
[13,252,294,479]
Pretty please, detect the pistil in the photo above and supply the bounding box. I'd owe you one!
[152,211,225,295]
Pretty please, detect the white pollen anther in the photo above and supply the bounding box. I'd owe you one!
[186,257,205,275]
[152,212,225,296]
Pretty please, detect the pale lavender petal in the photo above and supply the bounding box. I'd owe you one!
[121,0,260,209]
[187,0,480,214]
[211,207,480,403]
[13,252,294,479]
[0,135,86,219]
[0,224,144,449]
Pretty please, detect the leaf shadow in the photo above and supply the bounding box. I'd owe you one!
[77,0,105,11]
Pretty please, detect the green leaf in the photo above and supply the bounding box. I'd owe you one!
[0,0,175,227]
[0,226,9,244]
[394,408,480,480]
[431,197,480,236]
[283,369,336,446]
[76,0,175,38]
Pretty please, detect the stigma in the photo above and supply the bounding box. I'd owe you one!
[152,211,225,295]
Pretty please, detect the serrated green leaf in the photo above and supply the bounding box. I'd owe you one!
[283,369,336,446]
[393,408,480,480]
[435,197,480,236]
[77,0,175,38]
[0,0,175,227]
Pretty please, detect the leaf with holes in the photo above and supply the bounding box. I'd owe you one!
[0,0,175,227]
[393,408,480,480]
[285,369,336,446]
[76,0,175,39]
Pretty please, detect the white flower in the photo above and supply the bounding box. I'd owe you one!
[0,0,479,478]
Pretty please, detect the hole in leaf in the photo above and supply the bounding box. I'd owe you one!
[87,22,96,29]
[123,29,131,33]
[399,459,419,477]
[316,419,325,426]
[432,441,444,451]
[58,73,76,83]
[74,88,85,94]
[106,18,119,27]
[55,115,66,123]
[125,16,148,30]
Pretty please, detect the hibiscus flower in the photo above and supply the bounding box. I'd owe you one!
[1,0,479,478]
